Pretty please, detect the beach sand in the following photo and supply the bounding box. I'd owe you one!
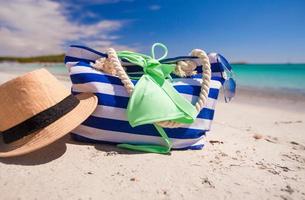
[0,71,305,200]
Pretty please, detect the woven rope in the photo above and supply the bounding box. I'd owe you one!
[93,48,211,128]
[157,49,211,127]
[174,60,197,77]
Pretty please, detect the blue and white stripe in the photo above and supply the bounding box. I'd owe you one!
[66,45,224,150]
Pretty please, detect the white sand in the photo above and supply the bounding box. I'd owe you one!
[0,71,305,200]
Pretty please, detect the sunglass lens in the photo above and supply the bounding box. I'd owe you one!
[223,77,236,103]
[218,54,232,71]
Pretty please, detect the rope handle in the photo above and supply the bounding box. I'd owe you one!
[94,48,211,128]
[157,49,211,128]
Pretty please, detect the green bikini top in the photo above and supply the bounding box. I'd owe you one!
[116,43,198,154]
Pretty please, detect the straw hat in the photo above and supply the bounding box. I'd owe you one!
[0,68,98,157]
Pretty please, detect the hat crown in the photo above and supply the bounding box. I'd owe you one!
[0,69,70,131]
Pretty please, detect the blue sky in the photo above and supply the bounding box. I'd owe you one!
[1,0,305,63]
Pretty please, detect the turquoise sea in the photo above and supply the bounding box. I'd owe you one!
[232,64,305,94]
[0,62,305,94]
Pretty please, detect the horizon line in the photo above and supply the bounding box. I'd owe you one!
[0,55,304,65]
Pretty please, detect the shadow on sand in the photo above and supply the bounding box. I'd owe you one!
[66,137,148,155]
[0,135,69,166]
[67,134,172,155]
[0,134,170,166]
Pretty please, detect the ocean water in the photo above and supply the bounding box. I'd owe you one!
[232,64,305,94]
[0,62,305,94]
[0,62,68,76]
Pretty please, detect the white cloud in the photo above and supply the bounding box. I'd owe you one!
[149,5,161,11]
[0,0,133,56]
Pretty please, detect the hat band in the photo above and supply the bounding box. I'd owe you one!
[1,94,80,144]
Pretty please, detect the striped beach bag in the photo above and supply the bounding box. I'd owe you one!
[65,43,235,153]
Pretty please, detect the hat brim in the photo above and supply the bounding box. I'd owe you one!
[0,93,97,158]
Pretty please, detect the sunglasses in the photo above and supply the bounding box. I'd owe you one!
[216,54,236,103]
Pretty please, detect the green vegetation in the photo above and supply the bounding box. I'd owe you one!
[0,54,65,63]
[231,62,247,65]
